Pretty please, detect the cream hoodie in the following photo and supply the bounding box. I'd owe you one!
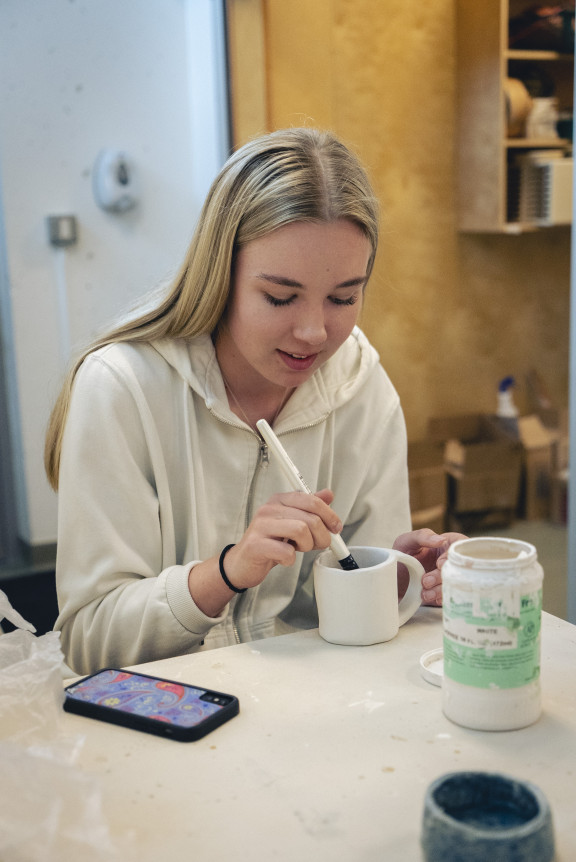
[55,327,411,673]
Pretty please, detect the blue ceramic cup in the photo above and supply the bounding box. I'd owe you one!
[421,771,554,862]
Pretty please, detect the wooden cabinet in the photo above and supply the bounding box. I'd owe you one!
[456,0,574,232]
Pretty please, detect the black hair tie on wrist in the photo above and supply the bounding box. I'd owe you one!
[219,544,247,594]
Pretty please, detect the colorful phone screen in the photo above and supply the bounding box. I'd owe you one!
[65,669,233,729]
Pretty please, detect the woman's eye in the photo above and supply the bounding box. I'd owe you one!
[264,293,296,307]
[264,292,359,308]
[330,294,358,306]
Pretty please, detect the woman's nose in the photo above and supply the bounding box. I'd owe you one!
[292,310,327,345]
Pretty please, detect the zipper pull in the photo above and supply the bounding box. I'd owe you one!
[260,440,269,466]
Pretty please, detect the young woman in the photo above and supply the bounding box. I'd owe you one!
[45,128,462,674]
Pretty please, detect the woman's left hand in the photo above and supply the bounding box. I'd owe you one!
[393,528,467,607]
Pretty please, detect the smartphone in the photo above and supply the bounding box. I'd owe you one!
[64,668,239,742]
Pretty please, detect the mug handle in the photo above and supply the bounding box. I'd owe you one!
[393,550,425,625]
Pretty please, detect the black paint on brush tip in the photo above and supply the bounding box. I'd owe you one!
[338,553,359,571]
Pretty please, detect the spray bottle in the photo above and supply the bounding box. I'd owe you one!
[496,376,519,437]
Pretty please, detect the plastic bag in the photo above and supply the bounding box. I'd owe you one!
[0,590,132,860]
[0,590,64,745]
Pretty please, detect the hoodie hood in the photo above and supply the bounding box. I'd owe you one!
[150,327,380,430]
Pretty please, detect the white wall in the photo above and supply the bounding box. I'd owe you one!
[0,0,228,547]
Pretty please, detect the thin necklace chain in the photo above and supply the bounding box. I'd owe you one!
[221,372,292,431]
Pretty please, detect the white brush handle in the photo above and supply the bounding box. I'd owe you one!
[256,419,353,564]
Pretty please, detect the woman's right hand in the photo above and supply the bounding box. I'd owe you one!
[188,488,341,616]
[224,488,341,589]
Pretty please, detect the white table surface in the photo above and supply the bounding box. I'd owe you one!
[62,608,576,861]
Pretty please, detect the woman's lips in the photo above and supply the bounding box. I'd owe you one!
[277,350,318,371]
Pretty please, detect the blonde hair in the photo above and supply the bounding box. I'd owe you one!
[45,127,379,489]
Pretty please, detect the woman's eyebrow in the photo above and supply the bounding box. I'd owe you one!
[257,273,302,287]
[337,277,368,288]
[256,273,367,289]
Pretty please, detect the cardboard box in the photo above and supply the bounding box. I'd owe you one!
[446,508,519,535]
[407,441,446,532]
[550,468,569,525]
[518,414,559,521]
[552,408,569,473]
[428,414,522,515]
[549,409,569,524]
[411,505,446,534]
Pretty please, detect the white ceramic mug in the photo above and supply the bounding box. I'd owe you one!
[313,545,424,646]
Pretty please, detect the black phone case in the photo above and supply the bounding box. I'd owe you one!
[64,668,240,742]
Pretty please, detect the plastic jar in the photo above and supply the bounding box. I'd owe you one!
[442,537,543,731]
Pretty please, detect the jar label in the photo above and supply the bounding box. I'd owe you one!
[442,586,542,689]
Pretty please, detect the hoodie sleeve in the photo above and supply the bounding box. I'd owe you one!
[55,350,227,675]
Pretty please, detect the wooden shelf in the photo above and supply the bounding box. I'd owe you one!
[456,0,574,233]
[506,49,574,62]
[506,138,570,148]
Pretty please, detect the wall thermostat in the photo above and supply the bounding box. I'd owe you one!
[93,148,138,213]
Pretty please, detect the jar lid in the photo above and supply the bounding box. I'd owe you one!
[420,648,443,686]
[448,537,537,569]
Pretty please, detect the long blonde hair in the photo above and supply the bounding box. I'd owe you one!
[45,127,379,489]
